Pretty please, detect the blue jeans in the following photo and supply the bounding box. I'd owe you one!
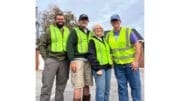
[93,69,112,101]
[114,64,141,101]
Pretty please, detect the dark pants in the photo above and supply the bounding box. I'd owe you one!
[40,58,69,101]
[114,63,141,101]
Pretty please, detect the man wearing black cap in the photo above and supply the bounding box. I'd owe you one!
[105,14,141,101]
[67,14,93,101]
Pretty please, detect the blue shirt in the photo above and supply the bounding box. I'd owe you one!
[114,29,138,44]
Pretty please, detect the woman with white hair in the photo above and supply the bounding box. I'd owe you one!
[87,24,112,101]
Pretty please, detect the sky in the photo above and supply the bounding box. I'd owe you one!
[36,0,144,36]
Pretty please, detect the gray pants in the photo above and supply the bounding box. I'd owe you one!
[40,58,69,101]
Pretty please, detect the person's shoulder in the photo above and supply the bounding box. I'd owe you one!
[48,23,56,28]
[63,26,70,33]
[73,26,80,30]
[104,30,112,40]
[63,26,69,30]
[89,38,94,43]
[104,30,111,37]
[46,24,55,33]
[70,28,77,34]
[44,28,50,37]
[69,27,78,39]
[89,35,97,41]
[88,38,95,47]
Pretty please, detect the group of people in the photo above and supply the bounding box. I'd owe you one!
[39,13,142,101]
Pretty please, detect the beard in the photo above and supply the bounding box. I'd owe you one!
[56,22,64,28]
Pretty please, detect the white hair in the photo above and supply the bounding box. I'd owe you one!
[92,24,104,36]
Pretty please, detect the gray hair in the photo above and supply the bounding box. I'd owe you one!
[92,24,104,35]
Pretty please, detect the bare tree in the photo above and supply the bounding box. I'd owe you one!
[40,4,78,32]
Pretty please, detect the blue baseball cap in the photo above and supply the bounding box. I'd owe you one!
[111,14,121,21]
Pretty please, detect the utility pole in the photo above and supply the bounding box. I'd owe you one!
[36,6,40,41]
[35,6,40,71]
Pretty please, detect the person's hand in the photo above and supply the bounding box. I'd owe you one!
[70,61,78,73]
[131,61,139,71]
[96,69,103,75]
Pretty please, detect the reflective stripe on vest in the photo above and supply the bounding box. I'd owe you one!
[50,25,70,52]
[90,37,112,65]
[74,28,92,54]
[106,27,135,64]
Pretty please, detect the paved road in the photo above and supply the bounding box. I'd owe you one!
[36,69,144,101]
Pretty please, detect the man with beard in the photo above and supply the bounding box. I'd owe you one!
[39,13,70,101]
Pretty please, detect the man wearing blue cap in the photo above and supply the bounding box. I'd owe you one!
[105,14,141,101]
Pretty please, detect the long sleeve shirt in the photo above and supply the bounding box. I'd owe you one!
[67,26,90,62]
[87,36,111,71]
[39,26,68,61]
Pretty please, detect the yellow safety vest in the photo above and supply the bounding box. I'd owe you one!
[106,27,135,64]
[50,25,70,52]
[74,27,92,54]
[90,37,112,65]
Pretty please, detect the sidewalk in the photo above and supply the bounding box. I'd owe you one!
[36,69,144,101]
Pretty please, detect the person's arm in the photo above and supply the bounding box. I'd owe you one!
[67,29,80,73]
[134,41,141,63]
[39,29,50,60]
[87,40,101,71]
[130,31,141,71]
[67,29,77,61]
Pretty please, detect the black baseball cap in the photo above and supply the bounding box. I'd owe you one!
[79,14,89,21]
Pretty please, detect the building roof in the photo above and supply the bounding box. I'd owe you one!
[132,28,144,41]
